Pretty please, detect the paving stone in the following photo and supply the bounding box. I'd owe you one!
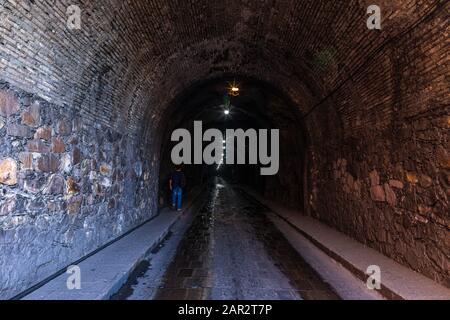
[154,179,339,300]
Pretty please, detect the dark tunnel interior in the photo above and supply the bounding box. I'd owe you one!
[158,77,308,210]
[0,0,448,300]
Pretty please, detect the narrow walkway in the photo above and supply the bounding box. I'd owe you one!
[22,188,204,301]
[243,188,450,300]
[151,178,339,300]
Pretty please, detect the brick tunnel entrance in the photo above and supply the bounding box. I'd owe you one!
[0,1,449,300]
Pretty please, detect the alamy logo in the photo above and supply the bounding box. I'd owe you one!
[171,121,279,176]
[66,5,81,30]
[366,265,381,290]
[367,5,382,30]
[66,265,81,290]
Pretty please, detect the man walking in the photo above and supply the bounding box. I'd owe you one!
[169,165,186,211]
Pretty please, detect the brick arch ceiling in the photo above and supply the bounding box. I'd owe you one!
[0,0,440,140]
[1,0,449,290]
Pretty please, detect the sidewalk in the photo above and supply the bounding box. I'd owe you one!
[22,189,204,300]
[241,187,450,300]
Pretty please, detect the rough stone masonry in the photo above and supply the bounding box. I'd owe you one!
[0,0,449,298]
[0,83,158,299]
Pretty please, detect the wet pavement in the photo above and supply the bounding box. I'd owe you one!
[151,178,339,300]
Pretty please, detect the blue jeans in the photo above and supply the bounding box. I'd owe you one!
[171,187,183,210]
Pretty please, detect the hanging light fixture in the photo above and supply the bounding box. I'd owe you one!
[227,79,240,97]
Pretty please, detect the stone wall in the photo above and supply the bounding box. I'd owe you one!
[0,83,158,299]
[303,3,449,286]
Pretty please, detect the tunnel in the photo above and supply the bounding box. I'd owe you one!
[158,76,308,209]
[0,0,449,301]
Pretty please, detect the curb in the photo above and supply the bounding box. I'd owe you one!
[239,187,450,300]
[21,186,205,300]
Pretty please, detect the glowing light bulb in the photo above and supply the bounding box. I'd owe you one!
[227,80,241,96]
[224,109,230,115]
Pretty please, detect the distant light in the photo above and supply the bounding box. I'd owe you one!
[224,109,230,115]
[227,80,241,96]
[217,158,224,170]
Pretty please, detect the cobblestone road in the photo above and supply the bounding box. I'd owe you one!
[152,178,339,300]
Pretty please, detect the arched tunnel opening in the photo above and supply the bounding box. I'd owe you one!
[0,0,448,302]
[158,76,308,211]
